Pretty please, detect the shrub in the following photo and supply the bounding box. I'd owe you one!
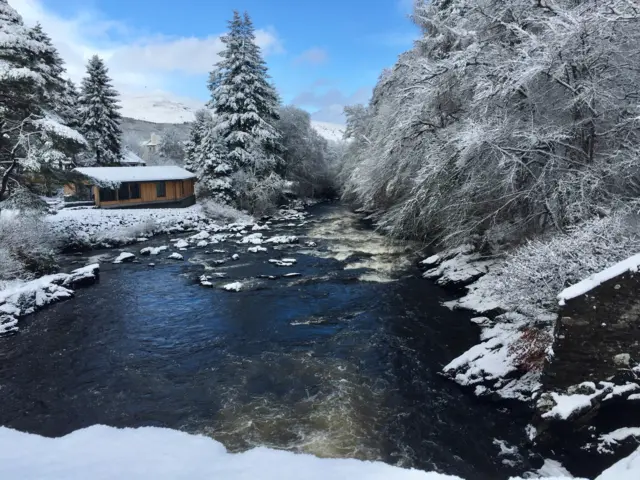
[0,209,60,280]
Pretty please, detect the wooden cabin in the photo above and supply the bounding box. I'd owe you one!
[65,166,196,209]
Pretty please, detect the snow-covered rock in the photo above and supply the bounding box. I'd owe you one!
[140,246,168,256]
[269,258,297,267]
[239,233,263,244]
[0,265,100,334]
[248,246,267,253]
[113,252,135,264]
[168,253,184,261]
[265,235,298,245]
[222,282,243,292]
[175,239,189,249]
[231,254,240,261]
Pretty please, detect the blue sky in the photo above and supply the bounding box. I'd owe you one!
[13,0,419,123]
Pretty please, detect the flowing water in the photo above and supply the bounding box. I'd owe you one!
[0,204,533,479]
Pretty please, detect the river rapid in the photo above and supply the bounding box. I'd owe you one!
[0,203,534,479]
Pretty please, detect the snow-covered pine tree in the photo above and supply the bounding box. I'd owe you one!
[78,55,123,165]
[0,0,86,201]
[27,23,85,168]
[184,109,211,173]
[196,122,235,204]
[207,11,283,176]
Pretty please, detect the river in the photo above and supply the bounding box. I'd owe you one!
[0,204,533,479]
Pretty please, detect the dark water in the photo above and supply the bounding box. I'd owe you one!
[0,204,532,478]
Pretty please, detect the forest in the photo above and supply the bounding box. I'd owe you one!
[337,0,640,314]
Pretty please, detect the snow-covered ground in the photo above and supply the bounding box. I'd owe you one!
[0,265,100,334]
[47,205,214,247]
[118,91,346,142]
[0,425,637,480]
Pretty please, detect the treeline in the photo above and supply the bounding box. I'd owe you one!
[0,0,129,203]
[184,11,337,215]
[338,0,640,251]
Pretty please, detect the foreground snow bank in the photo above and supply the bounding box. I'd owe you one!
[0,426,443,480]
[0,425,637,480]
[0,265,99,334]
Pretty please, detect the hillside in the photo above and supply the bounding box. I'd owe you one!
[119,92,345,143]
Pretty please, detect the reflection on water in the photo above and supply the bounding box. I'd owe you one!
[0,204,531,479]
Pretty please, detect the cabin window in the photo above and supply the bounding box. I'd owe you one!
[156,182,166,198]
[118,183,130,200]
[99,187,117,202]
[129,183,141,199]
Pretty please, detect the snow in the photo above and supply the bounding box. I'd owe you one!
[34,116,87,145]
[121,149,146,165]
[0,425,449,480]
[239,233,264,244]
[443,314,525,389]
[542,391,596,420]
[113,252,135,264]
[248,246,267,253]
[222,282,243,292]
[540,382,639,420]
[0,265,99,334]
[140,246,168,256]
[597,447,640,480]
[175,239,189,249]
[558,253,640,305]
[600,428,640,447]
[309,121,346,142]
[117,92,345,144]
[47,206,211,246]
[269,258,297,267]
[265,235,298,244]
[168,253,184,261]
[74,166,196,185]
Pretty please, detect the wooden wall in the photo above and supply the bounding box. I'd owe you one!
[95,179,195,207]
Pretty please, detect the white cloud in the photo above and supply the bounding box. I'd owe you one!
[10,0,284,93]
[294,47,328,66]
[292,87,372,124]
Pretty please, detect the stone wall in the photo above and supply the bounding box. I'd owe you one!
[543,271,640,390]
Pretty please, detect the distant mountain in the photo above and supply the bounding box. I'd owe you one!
[119,92,346,142]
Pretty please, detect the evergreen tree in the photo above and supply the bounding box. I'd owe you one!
[78,55,122,165]
[0,0,85,201]
[184,109,211,173]
[207,11,283,175]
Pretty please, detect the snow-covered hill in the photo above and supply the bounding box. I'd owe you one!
[310,121,346,143]
[119,92,345,142]
[119,92,205,124]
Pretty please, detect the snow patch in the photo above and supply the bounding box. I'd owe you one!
[558,253,640,305]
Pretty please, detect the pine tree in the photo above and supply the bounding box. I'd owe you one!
[184,109,234,202]
[0,0,86,201]
[207,11,283,175]
[78,55,122,165]
[184,109,211,173]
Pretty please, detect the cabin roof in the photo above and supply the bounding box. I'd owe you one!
[120,150,146,165]
[74,166,196,185]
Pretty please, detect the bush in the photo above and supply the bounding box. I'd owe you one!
[0,209,60,280]
[231,171,288,216]
[199,199,252,224]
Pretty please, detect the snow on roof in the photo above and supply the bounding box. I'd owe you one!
[558,253,640,305]
[74,166,195,186]
[121,150,146,165]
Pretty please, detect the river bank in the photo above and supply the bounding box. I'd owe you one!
[418,241,640,478]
